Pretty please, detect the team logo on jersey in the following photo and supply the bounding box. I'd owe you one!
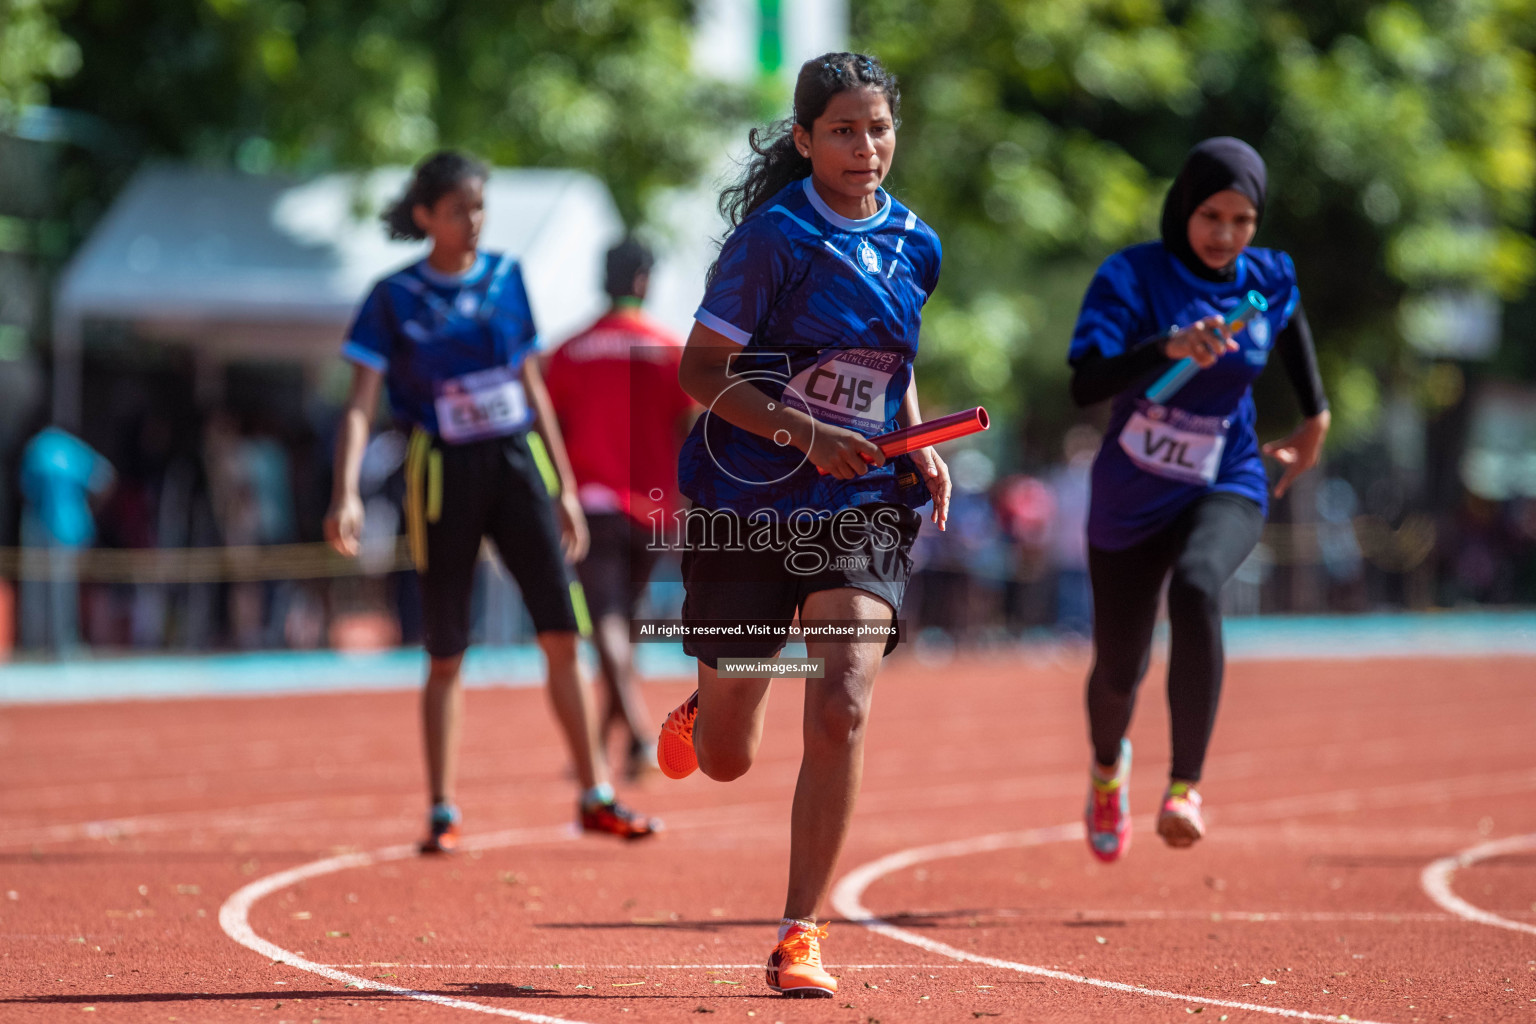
[1244,315,1271,364]
[456,292,480,317]
[856,239,882,275]
[1247,316,1270,350]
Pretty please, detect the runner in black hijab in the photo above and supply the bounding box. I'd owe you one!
[1160,137,1268,283]
[1064,136,1331,862]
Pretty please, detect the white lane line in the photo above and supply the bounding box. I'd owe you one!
[323,963,980,970]
[831,823,1396,1024]
[1420,832,1536,936]
[1007,910,1465,923]
[1215,767,1536,825]
[1213,825,1487,846]
[219,824,594,1024]
[20,764,1535,850]
[0,795,404,847]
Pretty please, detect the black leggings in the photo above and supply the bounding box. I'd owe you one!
[1086,492,1263,783]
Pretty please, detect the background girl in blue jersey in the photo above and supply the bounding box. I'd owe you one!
[1068,137,1330,863]
[323,150,658,852]
[653,53,949,998]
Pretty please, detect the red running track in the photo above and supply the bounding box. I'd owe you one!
[1,651,1533,1022]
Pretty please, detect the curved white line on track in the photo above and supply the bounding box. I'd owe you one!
[830,822,1395,1024]
[1420,831,1536,936]
[219,824,594,1024]
[218,770,1536,1021]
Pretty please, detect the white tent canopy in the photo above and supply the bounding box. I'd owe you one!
[51,165,634,425]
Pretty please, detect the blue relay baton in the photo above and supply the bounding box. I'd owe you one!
[1144,289,1268,403]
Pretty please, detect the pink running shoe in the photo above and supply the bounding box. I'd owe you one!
[1085,738,1132,863]
[1157,781,1205,848]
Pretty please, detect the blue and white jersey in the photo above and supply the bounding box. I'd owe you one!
[342,253,540,442]
[679,177,942,517]
[1069,242,1299,550]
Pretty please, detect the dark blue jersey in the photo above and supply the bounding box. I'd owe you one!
[678,178,942,517]
[1069,242,1299,550]
[342,253,539,442]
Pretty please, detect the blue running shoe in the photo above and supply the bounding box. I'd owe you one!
[419,802,461,855]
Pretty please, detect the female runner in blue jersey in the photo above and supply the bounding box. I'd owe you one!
[1069,138,1330,862]
[324,151,658,852]
[653,53,949,998]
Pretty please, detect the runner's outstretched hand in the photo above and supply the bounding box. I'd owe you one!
[557,492,590,563]
[1262,410,1330,499]
[324,495,364,557]
[910,448,951,531]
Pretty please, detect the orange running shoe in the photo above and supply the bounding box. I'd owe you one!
[579,798,661,841]
[766,922,837,998]
[657,691,699,780]
[419,805,461,855]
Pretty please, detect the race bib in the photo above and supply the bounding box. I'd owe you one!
[1118,400,1229,486]
[783,349,903,435]
[435,366,530,443]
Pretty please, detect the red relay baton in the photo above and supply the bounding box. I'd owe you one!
[817,406,990,473]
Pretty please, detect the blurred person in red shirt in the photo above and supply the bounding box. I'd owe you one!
[546,238,696,778]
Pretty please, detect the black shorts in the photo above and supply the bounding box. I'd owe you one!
[405,429,586,658]
[679,503,921,668]
[575,513,662,621]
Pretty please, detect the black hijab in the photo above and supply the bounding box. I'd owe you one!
[1159,137,1267,283]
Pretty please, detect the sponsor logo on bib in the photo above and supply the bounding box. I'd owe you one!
[1118,400,1229,486]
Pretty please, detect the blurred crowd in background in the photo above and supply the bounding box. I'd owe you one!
[6,386,1534,658]
[4,0,1536,657]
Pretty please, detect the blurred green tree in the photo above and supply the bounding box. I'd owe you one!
[856,0,1536,452]
[0,0,80,124]
[40,0,737,226]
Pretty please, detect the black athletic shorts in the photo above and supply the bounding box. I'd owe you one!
[405,429,587,658]
[679,503,921,668]
[575,513,661,621]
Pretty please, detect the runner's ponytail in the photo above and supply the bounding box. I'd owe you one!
[383,151,489,242]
